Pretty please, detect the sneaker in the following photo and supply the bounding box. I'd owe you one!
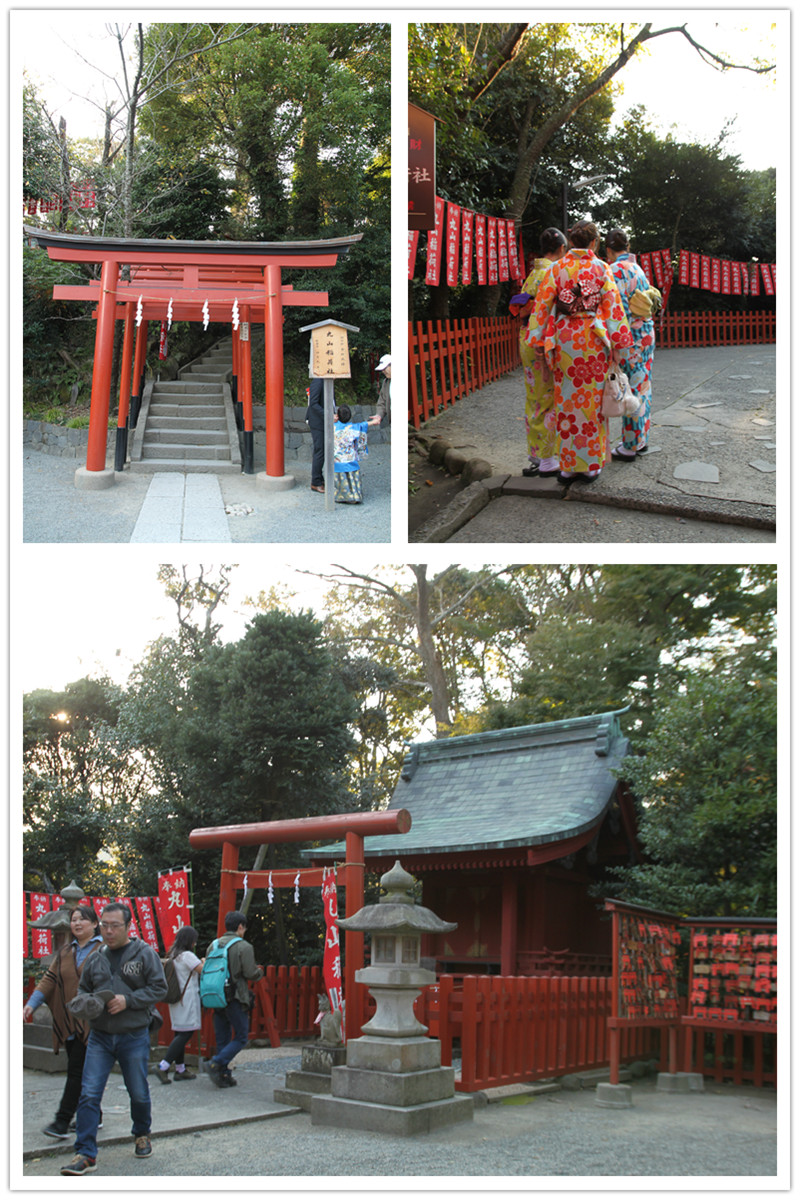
[220,1071,237,1087]
[156,1067,172,1084]
[60,1155,97,1175]
[173,1068,196,1081]
[43,1119,70,1139]
[134,1136,152,1158]
[205,1060,225,1088]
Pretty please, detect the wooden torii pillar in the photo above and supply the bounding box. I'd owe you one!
[189,809,411,1042]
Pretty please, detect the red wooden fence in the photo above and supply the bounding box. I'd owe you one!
[416,974,664,1093]
[657,309,776,349]
[408,310,776,429]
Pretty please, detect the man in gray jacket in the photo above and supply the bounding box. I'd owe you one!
[59,902,167,1175]
[205,910,263,1089]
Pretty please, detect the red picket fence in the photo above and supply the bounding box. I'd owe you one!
[416,975,665,1093]
[408,316,521,428]
[656,309,776,348]
[408,309,775,428]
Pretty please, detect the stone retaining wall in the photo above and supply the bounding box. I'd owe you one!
[24,405,384,463]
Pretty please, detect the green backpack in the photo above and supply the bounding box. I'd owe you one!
[199,937,242,1009]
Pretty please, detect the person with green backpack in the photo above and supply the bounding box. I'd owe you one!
[200,911,263,1089]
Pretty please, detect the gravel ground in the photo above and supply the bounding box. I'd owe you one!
[20,1077,779,1182]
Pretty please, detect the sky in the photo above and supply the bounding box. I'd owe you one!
[13,555,363,693]
[15,11,783,171]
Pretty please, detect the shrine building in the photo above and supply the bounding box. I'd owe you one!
[308,711,641,978]
[23,226,362,490]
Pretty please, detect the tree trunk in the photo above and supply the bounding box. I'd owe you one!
[411,565,452,736]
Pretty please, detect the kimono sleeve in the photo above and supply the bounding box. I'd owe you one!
[526,264,557,347]
[599,272,633,351]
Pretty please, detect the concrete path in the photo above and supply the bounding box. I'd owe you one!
[22,442,392,544]
[19,1057,781,1180]
[411,345,778,543]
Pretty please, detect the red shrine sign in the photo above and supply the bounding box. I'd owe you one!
[23,227,362,484]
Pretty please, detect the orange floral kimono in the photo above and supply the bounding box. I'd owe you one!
[526,249,632,474]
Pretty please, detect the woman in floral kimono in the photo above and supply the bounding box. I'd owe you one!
[510,228,568,476]
[526,220,632,484]
[605,228,658,460]
[333,404,380,503]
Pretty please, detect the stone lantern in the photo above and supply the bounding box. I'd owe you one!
[311,860,474,1134]
[29,880,86,956]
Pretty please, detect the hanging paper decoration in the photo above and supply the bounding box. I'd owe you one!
[135,295,143,328]
[242,873,248,899]
[167,298,173,331]
[294,872,301,905]
[268,872,274,905]
[202,299,210,330]
[232,298,240,331]
[158,321,168,361]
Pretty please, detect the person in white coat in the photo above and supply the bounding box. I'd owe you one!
[156,926,203,1083]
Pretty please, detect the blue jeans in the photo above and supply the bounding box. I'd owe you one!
[211,998,250,1068]
[74,1027,152,1159]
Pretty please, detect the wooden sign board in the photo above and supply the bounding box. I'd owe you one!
[310,323,352,378]
[409,103,437,232]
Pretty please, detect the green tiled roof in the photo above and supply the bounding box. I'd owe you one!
[306,711,629,861]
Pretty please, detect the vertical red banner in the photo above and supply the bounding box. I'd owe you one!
[640,252,653,283]
[157,869,191,947]
[92,896,112,919]
[23,892,29,957]
[505,219,519,281]
[730,262,741,295]
[700,256,711,290]
[474,215,487,285]
[749,263,760,296]
[425,196,445,286]
[497,220,510,282]
[651,253,665,289]
[721,260,731,295]
[407,230,419,281]
[115,897,141,939]
[445,202,461,286]
[487,218,498,285]
[740,263,750,296]
[30,893,52,958]
[135,898,161,951]
[678,251,689,286]
[321,868,344,1040]
[710,259,721,293]
[760,263,774,295]
[461,210,474,285]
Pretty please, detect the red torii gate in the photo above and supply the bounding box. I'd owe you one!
[188,809,412,1042]
[24,226,362,489]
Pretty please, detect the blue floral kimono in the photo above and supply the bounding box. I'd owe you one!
[609,252,656,451]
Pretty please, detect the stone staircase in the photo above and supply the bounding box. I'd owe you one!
[130,340,240,473]
[23,1014,62,1073]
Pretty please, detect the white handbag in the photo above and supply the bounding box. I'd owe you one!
[601,368,639,418]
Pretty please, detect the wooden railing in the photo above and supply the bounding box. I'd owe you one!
[408,310,776,428]
[656,309,776,348]
[408,316,521,429]
[416,974,663,1093]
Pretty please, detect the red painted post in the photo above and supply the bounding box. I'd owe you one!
[114,302,135,470]
[344,829,365,1042]
[264,261,285,477]
[217,841,239,935]
[240,305,254,473]
[86,257,119,471]
[130,318,148,428]
[500,872,518,976]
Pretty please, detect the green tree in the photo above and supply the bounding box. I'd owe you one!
[22,677,150,893]
[604,659,777,916]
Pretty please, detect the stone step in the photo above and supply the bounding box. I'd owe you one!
[180,372,230,384]
[149,403,226,419]
[147,415,226,431]
[23,1043,63,1073]
[141,443,232,461]
[152,380,222,395]
[143,429,228,447]
[128,458,240,474]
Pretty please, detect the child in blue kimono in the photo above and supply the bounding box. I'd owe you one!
[333,405,380,503]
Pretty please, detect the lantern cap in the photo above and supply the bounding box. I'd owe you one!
[337,860,457,935]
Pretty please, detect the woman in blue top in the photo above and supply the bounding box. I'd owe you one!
[605,228,659,460]
[333,405,381,503]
